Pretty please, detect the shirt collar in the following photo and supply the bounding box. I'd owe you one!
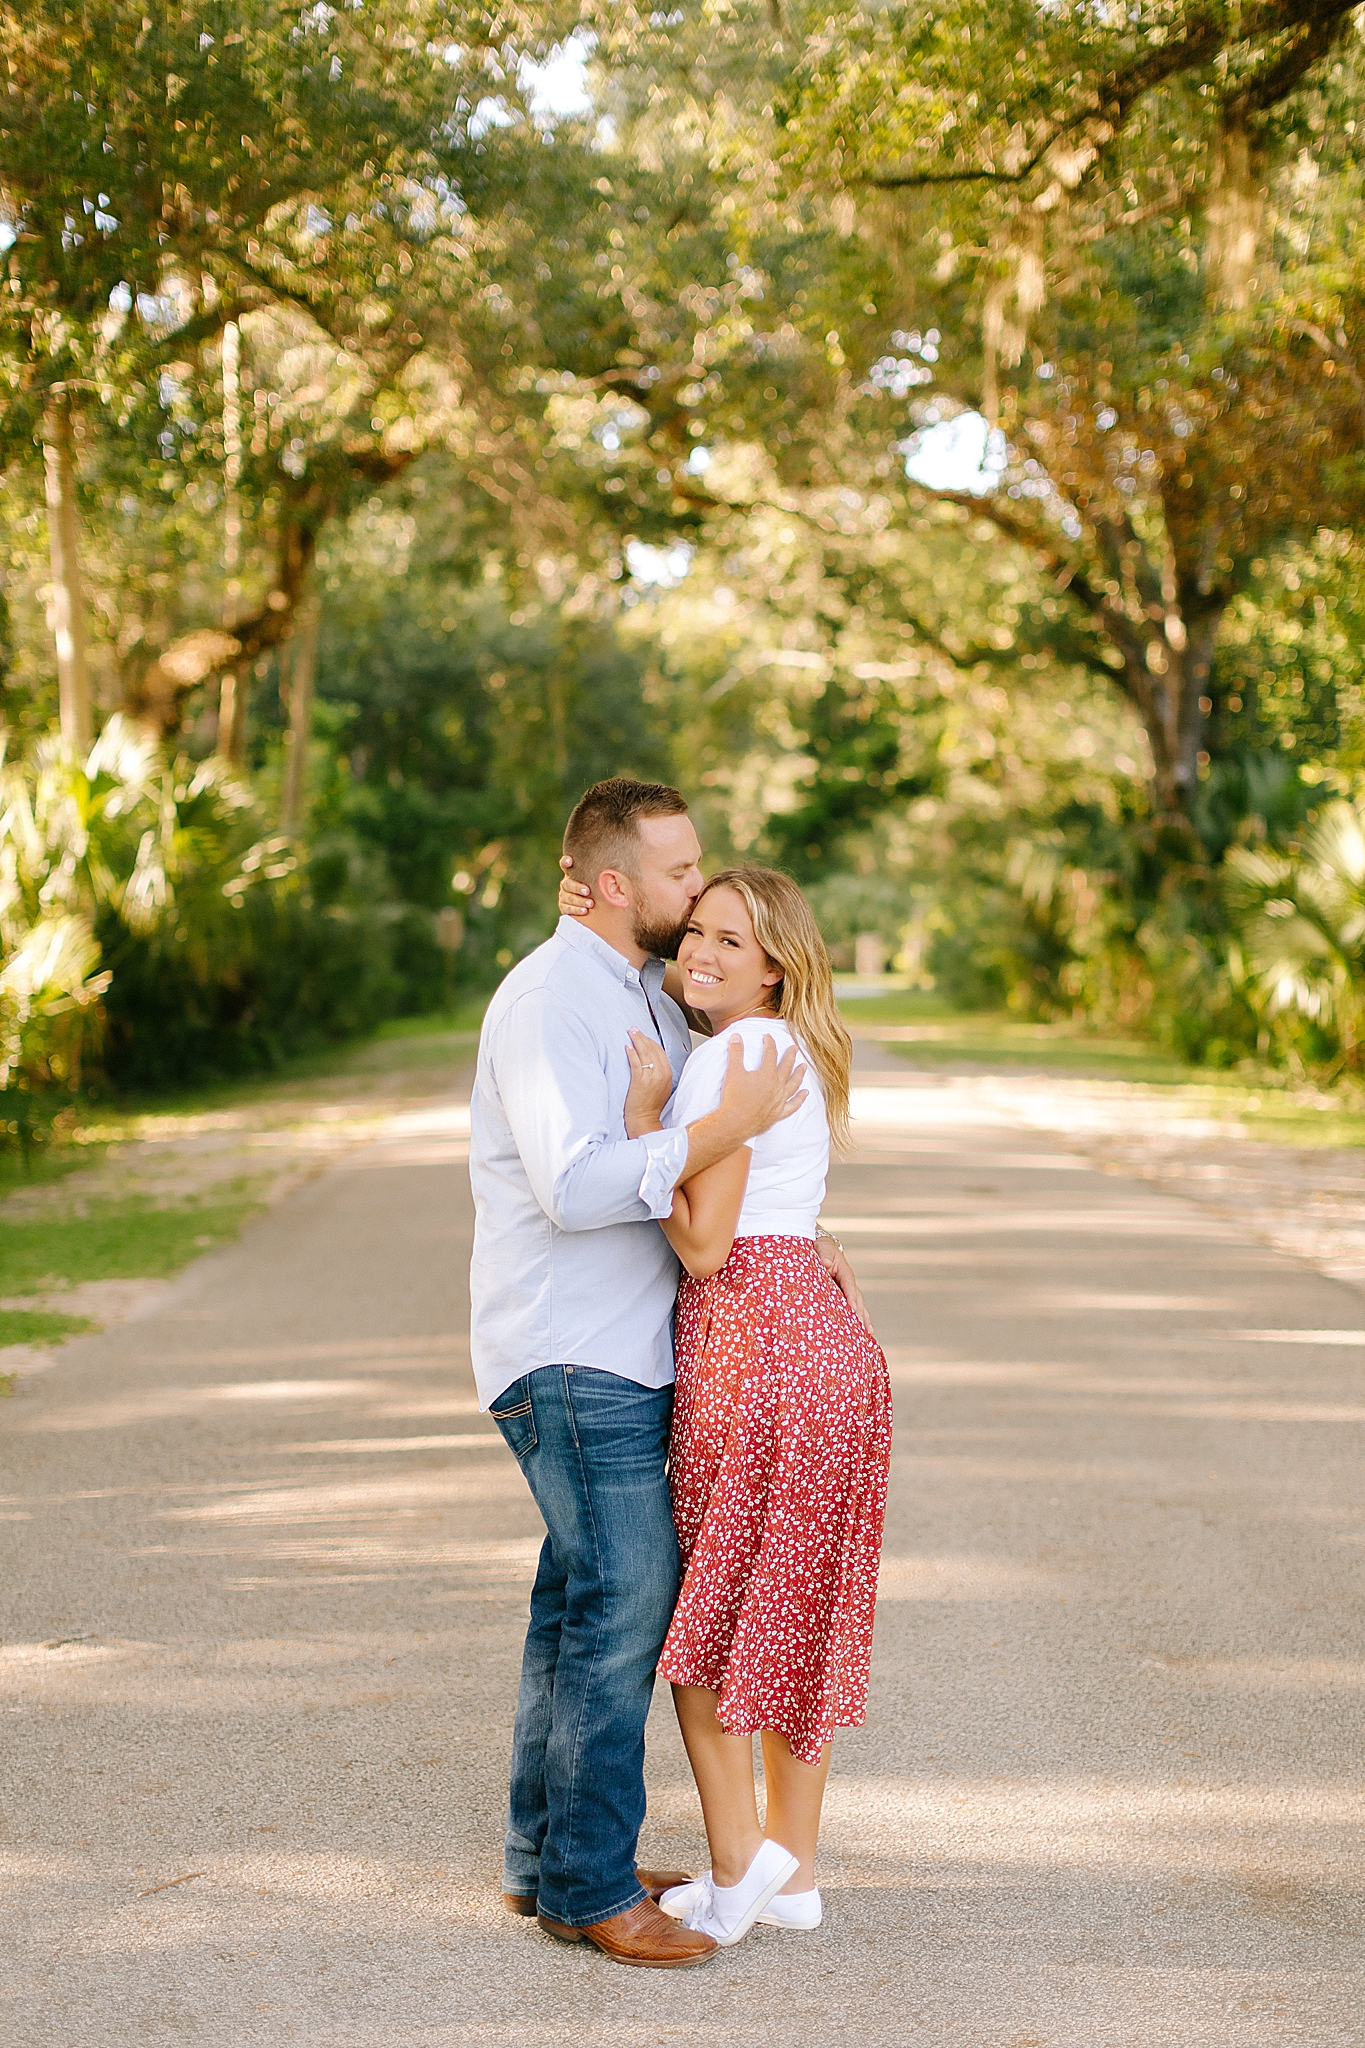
[555,914,663,992]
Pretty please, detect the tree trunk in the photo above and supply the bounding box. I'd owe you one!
[1206,115,1264,311]
[221,319,244,609]
[1118,607,1224,824]
[132,508,323,737]
[1172,610,1222,803]
[280,596,318,834]
[218,665,249,765]
[42,395,92,754]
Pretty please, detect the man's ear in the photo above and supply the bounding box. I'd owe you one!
[596,866,634,909]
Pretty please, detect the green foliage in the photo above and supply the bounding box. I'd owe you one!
[0,713,408,1108]
[801,871,923,969]
[3,2,1365,1108]
[95,887,400,1089]
[309,546,675,979]
[1226,796,1365,1067]
[1211,538,1365,774]
[763,671,934,879]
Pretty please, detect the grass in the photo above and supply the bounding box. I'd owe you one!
[0,1193,262,1299]
[0,1141,100,1205]
[838,991,1365,1149]
[0,1307,96,1348]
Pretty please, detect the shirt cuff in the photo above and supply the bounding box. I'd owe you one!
[636,1126,690,1219]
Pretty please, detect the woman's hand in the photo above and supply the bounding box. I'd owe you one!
[558,853,594,919]
[624,1028,673,1137]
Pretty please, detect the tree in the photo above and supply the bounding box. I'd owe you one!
[776,0,1365,824]
[583,2,1365,831]
[0,0,582,734]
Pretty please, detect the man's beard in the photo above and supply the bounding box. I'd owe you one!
[631,905,690,960]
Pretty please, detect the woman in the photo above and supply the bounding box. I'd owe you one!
[577,865,892,1947]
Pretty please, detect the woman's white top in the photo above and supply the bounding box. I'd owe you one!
[664,1015,828,1239]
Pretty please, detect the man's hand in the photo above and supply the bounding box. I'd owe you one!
[717,1032,806,1141]
[674,1033,805,1187]
[815,1236,873,1334]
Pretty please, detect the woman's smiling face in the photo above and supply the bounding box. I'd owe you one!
[677,886,782,1025]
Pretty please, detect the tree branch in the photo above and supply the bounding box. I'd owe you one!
[862,0,1353,198]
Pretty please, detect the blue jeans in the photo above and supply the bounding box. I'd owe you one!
[490,1366,679,1928]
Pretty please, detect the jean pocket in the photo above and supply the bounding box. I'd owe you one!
[490,1387,538,1460]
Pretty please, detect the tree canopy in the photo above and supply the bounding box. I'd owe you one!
[4,0,1365,1098]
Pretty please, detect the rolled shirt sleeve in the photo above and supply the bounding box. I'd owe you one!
[496,991,688,1232]
[637,1124,690,1219]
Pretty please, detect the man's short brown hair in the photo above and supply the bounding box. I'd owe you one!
[562,777,689,884]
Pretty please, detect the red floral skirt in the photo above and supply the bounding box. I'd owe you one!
[657,1235,893,1764]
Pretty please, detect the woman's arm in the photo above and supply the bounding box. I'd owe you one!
[659,1146,751,1278]
[624,1032,749,1276]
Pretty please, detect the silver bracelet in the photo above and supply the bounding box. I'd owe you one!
[815,1225,844,1255]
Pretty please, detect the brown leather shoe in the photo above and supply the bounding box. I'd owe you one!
[537,1895,717,1967]
[505,1868,691,1917]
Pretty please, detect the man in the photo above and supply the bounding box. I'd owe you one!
[469,778,817,1969]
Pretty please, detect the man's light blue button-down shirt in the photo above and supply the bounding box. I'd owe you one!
[468,917,693,1409]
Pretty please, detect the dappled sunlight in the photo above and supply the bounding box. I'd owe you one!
[11,1344,474,1435]
[163,1472,516,1524]
[11,1379,405,1434]
[882,1354,1246,1392]
[850,1145,1094,1170]
[1015,1291,1240,1312]
[166,1337,470,1369]
[275,1434,501,1454]
[878,1348,1365,1425]
[849,1079,1241,1145]
[1109,1399,1365,1423]
[0,1852,495,1948]
[368,1397,483,1420]
[0,1637,144,1672]
[821,1777,1365,1884]
[876,1555,1061,1601]
[0,1592,540,1707]
[333,1139,470,1168]
[849,1087,1026,1130]
[824,1206,1240,1239]
[1232,1330,1365,1347]
[1143,1656,1365,1691]
[4,938,1359,2043]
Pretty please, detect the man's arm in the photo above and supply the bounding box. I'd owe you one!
[500,997,809,1234]
[679,1035,806,1179]
[496,995,688,1233]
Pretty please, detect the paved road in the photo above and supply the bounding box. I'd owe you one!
[4,1047,1365,2047]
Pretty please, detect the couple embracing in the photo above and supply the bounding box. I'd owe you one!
[469,778,892,1968]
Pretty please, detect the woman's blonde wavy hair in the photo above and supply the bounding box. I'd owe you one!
[693,865,852,1150]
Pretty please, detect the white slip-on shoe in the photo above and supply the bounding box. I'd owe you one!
[660,1876,711,1922]
[756,1886,823,1930]
[687,1840,800,1948]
